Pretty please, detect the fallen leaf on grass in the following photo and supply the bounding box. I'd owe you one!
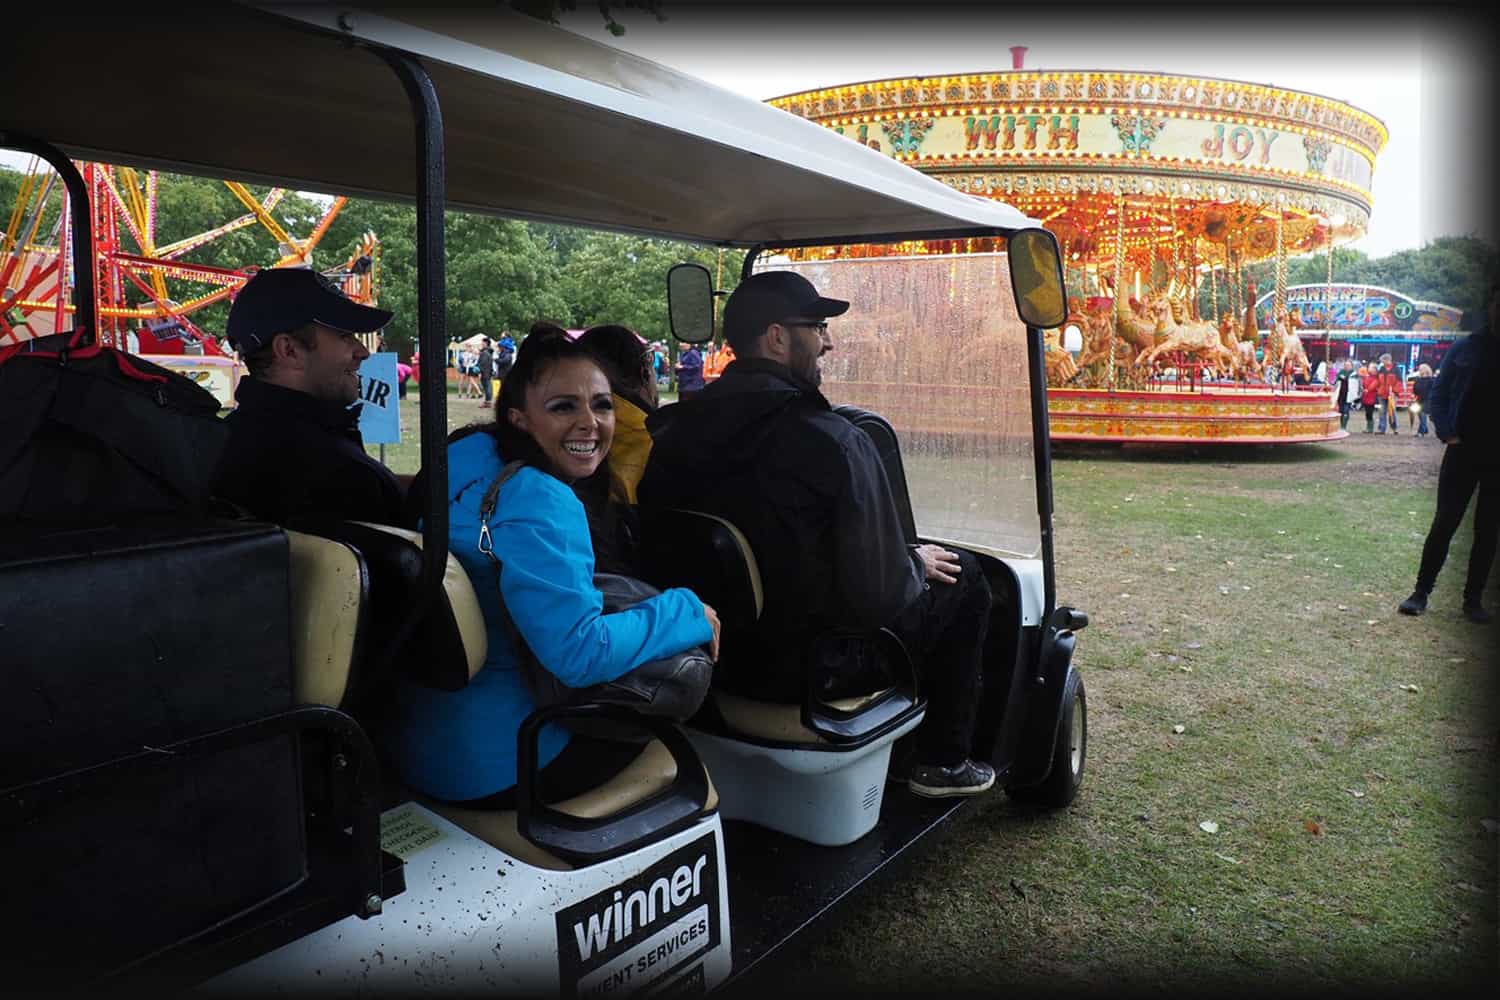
[1398,683,1421,693]
[1365,619,1379,625]
[1241,585,1251,591]
[1449,658,1465,664]
[1185,642,1202,649]
[1303,820,1324,836]
[1334,563,1344,568]
[1276,529,1287,535]
[1224,560,1235,567]
[1172,724,1186,734]
[1199,820,1219,834]
[1214,853,1242,865]
[1337,604,1348,611]
[1456,882,1485,894]
[1219,587,1231,595]
[1346,789,1366,798]
[1119,593,1132,599]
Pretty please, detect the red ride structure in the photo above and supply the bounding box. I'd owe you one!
[1,157,379,359]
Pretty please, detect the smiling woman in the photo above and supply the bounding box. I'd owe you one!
[387,329,720,808]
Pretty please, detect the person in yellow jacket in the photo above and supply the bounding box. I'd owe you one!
[576,324,658,504]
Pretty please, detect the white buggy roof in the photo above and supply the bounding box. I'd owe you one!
[3,4,1037,247]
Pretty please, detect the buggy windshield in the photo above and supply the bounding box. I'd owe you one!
[757,252,1041,559]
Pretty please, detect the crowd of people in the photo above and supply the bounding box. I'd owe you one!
[208,267,1003,814]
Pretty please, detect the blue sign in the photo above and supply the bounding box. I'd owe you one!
[356,352,401,444]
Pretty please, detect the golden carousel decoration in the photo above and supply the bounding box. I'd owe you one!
[768,65,1387,443]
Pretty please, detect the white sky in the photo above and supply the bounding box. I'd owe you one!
[558,3,1496,260]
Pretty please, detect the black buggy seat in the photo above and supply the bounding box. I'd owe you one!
[639,508,926,847]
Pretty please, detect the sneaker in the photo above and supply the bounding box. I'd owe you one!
[1398,590,1428,616]
[1463,604,1492,624]
[907,759,996,799]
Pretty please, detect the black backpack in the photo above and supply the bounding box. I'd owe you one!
[0,330,230,520]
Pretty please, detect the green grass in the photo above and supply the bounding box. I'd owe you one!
[789,440,1497,994]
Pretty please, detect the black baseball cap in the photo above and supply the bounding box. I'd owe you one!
[722,271,849,351]
[225,267,392,353]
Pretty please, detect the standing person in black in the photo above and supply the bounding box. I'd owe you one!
[1410,363,1435,437]
[638,271,997,798]
[213,267,406,526]
[1399,281,1499,624]
[477,337,496,409]
[1334,359,1353,431]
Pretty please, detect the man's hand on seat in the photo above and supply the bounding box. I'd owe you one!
[914,544,961,585]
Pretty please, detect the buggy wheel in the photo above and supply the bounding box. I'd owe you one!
[1007,670,1086,807]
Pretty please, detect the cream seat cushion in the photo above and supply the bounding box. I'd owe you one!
[712,689,894,744]
[285,529,366,709]
[352,521,487,682]
[423,739,719,872]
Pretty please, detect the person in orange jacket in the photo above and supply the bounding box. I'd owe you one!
[1375,353,1400,434]
[1359,362,1379,433]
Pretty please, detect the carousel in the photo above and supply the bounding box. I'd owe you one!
[768,66,1388,443]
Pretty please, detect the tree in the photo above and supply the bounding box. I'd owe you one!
[558,231,741,342]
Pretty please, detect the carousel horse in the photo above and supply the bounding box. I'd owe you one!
[1135,294,1240,371]
[1268,307,1311,384]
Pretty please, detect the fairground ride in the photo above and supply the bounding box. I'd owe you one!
[1,156,380,404]
[769,64,1388,444]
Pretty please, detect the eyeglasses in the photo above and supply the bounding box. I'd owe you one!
[779,319,829,335]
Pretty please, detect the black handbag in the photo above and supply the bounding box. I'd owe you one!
[477,461,713,735]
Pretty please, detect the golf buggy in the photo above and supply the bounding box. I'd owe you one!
[1,5,1087,995]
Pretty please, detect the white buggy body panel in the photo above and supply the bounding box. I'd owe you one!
[207,804,732,997]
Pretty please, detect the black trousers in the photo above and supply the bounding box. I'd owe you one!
[889,550,992,767]
[1415,444,1498,604]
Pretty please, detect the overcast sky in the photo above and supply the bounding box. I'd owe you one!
[558,2,1496,260]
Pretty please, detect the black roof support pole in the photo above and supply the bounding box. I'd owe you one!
[0,131,96,343]
[374,51,449,602]
[1025,324,1058,623]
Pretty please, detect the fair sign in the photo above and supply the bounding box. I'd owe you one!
[356,352,401,444]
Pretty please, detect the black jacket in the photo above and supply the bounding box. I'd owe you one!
[638,358,922,675]
[477,346,495,378]
[213,376,405,526]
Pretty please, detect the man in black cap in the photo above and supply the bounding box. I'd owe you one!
[638,271,997,798]
[212,267,407,526]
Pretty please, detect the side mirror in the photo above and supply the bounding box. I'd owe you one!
[1061,324,1084,353]
[667,262,715,344]
[1008,228,1068,331]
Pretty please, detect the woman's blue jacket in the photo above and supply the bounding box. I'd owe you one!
[389,431,712,801]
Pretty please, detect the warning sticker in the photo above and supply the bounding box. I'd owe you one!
[379,805,446,860]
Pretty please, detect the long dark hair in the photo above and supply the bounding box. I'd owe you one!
[456,324,635,572]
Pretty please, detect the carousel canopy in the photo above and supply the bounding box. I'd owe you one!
[770,70,1387,271]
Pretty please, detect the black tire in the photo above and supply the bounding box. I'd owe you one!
[1007,669,1086,807]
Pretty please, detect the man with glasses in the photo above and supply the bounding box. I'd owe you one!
[639,271,997,798]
